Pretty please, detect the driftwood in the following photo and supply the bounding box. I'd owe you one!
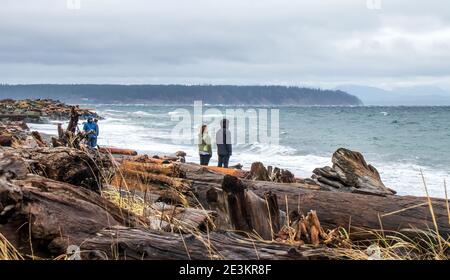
[1,147,113,192]
[99,147,138,156]
[118,169,191,193]
[31,131,46,147]
[277,210,343,246]
[145,202,217,232]
[114,157,450,238]
[0,153,340,260]
[121,160,185,178]
[183,171,449,238]
[246,162,296,183]
[240,178,450,238]
[66,106,80,134]
[0,155,144,257]
[80,226,339,260]
[312,148,396,196]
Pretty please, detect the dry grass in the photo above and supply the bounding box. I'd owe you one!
[0,232,23,260]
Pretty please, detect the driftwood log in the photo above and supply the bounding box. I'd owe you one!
[113,159,450,238]
[0,155,144,257]
[1,147,114,192]
[312,148,396,196]
[80,226,339,260]
[218,176,450,238]
[0,153,341,260]
[144,202,217,232]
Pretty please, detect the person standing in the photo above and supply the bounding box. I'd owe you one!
[216,119,232,168]
[83,117,98,148]
[198,124,212,166]
[94,118,100,137]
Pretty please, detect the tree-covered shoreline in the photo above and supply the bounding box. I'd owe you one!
[0,84,362,106]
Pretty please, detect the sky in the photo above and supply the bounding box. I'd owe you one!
[1,0,449,90]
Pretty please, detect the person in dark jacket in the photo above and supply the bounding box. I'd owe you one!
[216,119,232,168]
[198,124,212,166]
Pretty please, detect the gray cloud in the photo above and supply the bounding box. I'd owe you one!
[0,0,450,90]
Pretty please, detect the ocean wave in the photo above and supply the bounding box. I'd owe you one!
[129,111,155,117]
[237,142,298,156]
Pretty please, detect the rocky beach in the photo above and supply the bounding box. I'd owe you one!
[0,99,449,260]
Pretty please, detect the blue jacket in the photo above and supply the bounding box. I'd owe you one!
[83,122,98,137]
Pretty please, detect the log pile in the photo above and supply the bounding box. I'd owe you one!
[110,153,450,240]
[0,152,338,260]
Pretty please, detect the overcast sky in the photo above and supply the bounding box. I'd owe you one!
[1,0,449,90]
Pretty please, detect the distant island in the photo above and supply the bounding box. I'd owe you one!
[0,84,362,106]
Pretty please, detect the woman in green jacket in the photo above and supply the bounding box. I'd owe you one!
[198,124,212,166]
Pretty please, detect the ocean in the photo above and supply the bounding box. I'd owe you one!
[28,105,450,198]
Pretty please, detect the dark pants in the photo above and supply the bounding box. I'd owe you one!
[218,155,230,168]
[87,135,97,148]
[200,154,211,166]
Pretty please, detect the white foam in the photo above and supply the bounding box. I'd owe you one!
[129,111,154,117]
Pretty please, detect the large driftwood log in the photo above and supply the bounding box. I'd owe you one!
[238,178,450,238]
[121,160,185,178]
[0,155,144,257]
[81,226,339,260]
[190,175,450,238]
[114,158,450,238]
[1,147,114,192]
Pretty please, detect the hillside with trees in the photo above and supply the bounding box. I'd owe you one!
[0,84,362,105]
